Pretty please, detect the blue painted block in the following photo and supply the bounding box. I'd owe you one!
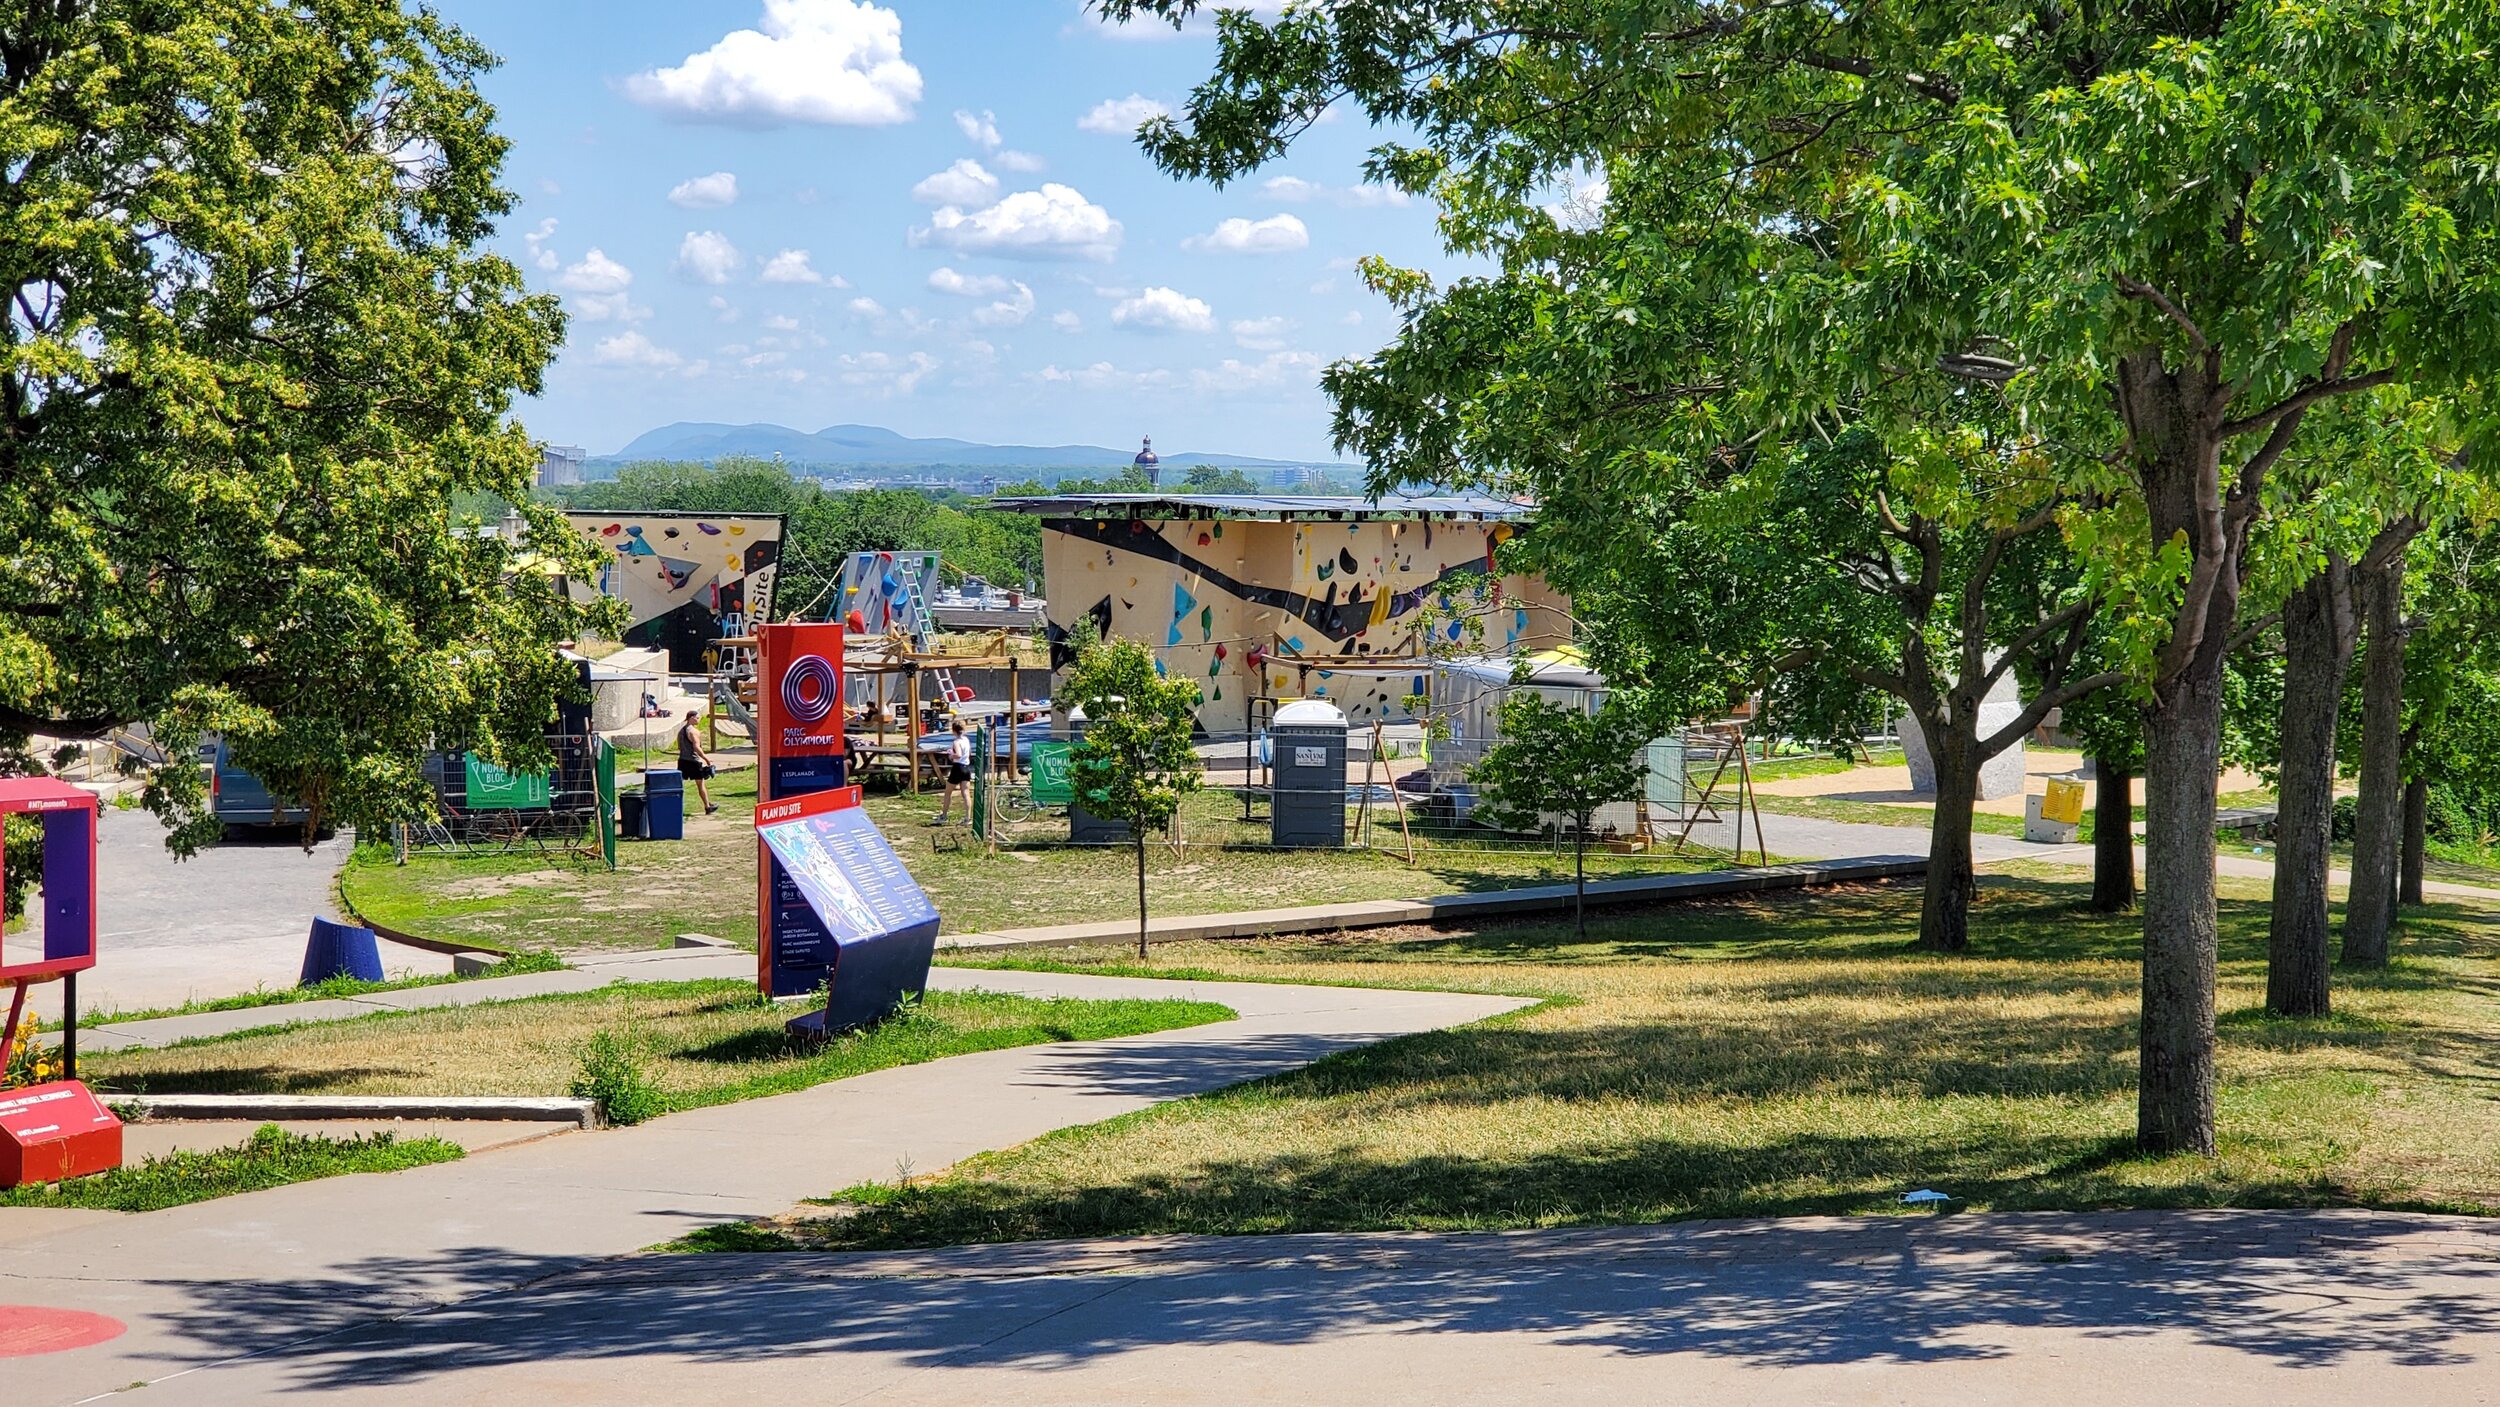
[300,917,385,986]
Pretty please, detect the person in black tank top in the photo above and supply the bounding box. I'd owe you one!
[676,709,718,814]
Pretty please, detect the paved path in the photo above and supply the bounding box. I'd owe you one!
[3,968,1529,1405]
[82,809,439,1016]
[24,1210,2500,1403]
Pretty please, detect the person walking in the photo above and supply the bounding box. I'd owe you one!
[676,708,719,815]
[932,718,975,825]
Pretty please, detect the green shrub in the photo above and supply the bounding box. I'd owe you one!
[572,1029,666,1125]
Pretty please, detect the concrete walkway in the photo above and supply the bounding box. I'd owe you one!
[27,1209,2500,1403]
[4,968,1529,1405]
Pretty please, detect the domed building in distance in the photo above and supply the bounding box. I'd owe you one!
[1133,434,1161,488]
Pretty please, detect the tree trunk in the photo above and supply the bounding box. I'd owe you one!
[2141,678,2223,1154]
[1917,714,1978,953]
[2401,777,2428,907]
[2127,351,2239,1158]
[2266,563,2354,1017]
[1135,832,1149,961]
[1573,815,1588,942]
[2343,552,2409,967]
[2092,762,2136,913]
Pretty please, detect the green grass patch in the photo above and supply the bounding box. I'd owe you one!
[711,872,2500,1252]
[85,951,566,1026]
[82,981,1235,1119]
[0,1124,462,1213]
[337,760,1735,955]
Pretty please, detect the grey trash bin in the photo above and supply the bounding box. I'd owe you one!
[1063,702,1133,844]
[1270,698,1348,847]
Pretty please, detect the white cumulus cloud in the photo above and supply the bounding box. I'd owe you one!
[1051,309,1083,332]
[524,217,559,271]
[833,349,937,395]
[589,330,682,369]
[1184,212,1309,254]
[557,248,649,322]
[674,230,743,284]
[954,108,1000,149]
[927,268,1032,325]
[994,149,1047,173]
[1261,175,1408,208]
[1229,315,1296,351]
[625,0,922,127]
[668,171,740,208]
[913,183,1121,261]
[1111,285,1214,334]
[911,158,999,206]
[925,266,1012,298]
[1079,93,1171,135]
[758,248,828,284]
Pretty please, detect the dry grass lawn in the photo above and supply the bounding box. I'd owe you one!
[85,982,1232,1115]
[716,870,2500,1250]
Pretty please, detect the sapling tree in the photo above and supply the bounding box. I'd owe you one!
[1113,0,2500,1155]
[1469,691,1652,941]
[1059,638,1203,960]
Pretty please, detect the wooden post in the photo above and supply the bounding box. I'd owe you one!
[906,665,923,794]
[1736,728,1769,866]
[1007,657,1021,777]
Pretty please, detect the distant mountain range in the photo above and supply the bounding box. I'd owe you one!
[599,422,1342,473]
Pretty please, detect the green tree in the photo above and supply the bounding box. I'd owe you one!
[0,1,600,850]
[1469,692,1651,941]
[1115,0,2500,1155]
[1058,638,1204,959]
[1182,464,1261,494]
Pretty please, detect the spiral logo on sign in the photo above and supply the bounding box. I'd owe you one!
[780,654,838,725]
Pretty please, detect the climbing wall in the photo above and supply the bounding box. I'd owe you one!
[1039,514,1571,729]
[834,551,942,640]
[565,511,784,672]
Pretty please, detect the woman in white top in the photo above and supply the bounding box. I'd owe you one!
[933,718,975,824]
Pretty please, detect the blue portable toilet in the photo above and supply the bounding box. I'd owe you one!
[641,767,684,840]
[301,917,385,986]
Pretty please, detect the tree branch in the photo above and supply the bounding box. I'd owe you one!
[1981,671,2128,757]
[2224,610,2282,656]
[2115,274,2209,350]
[2217,369,2396,439]
[0,704,130,742]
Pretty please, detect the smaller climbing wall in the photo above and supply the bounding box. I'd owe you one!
[566,511,784,672]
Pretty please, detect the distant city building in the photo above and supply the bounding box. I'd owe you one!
[1133,434,1161,487]
[536,444,587,487]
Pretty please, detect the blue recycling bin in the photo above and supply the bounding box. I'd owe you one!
[301,916,385,986]
[641,767,684,841]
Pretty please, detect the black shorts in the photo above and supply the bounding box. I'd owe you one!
[946,761,972,784]
[680,759,715,781]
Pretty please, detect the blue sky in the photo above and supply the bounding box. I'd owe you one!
[431,0,1451,462]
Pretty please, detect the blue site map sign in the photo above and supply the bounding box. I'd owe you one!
[758,802,941,1020]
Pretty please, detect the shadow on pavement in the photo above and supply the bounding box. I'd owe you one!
[130,1211,2500,1392]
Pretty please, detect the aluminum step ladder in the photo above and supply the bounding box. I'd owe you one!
[895,570,961,717]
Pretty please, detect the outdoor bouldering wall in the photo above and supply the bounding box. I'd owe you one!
[1037,514,1570,729]
[565,511,784,672]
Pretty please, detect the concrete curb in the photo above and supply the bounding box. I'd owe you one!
[937,855,1926,952]
[110,1094,601,1128]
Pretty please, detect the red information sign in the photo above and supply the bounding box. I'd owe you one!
[757,622,847,804]
[0,1081,122,1188]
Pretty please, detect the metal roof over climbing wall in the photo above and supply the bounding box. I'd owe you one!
[983,492,1534,522]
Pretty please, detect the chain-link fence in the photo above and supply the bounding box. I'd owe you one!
[954,720,1771,867]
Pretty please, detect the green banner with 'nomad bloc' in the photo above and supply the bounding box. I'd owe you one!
[465,753,550,810]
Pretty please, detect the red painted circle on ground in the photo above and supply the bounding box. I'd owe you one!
[0,1305,127,1357]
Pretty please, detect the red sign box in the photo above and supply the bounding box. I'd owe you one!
[757,622,847,804]
[0,1082,122,1188]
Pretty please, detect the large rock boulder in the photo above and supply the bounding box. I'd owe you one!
[1895,669,2028,801]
